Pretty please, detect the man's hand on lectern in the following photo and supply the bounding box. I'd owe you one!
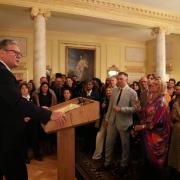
[50,111,66,128]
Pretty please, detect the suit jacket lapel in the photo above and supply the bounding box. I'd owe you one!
[0,61,19,87]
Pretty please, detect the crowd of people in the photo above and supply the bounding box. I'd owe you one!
[1,38,179,180]
[17,71,180,179]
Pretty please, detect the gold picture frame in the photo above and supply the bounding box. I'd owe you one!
[66,47,95,81]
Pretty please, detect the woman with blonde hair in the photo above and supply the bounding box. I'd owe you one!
[134,78,171,180]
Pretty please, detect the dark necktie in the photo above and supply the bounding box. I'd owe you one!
[116,88,122,105]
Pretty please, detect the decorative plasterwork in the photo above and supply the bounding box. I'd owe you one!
[151,26,173,36]
[31,7,51,19]
[125,66,145,73]
[70,0,180,21]
[107,65,120,77]
[125,47,145,62]
[1,0,180,33]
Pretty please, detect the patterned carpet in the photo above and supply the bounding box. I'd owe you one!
[25,153,177,180]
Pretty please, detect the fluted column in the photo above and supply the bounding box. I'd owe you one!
[152,27,166,81]
[31,7,51,87]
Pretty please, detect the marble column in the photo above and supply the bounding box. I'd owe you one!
[31,7,51,87]
[152,27,166,81]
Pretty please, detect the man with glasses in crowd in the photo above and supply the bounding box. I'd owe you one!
[0,39,66,180]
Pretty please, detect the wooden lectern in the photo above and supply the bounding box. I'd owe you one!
[42,97,100,180]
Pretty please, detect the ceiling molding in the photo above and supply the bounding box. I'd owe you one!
[1,0,180,33]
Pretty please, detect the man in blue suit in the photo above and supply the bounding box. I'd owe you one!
[0,39,66,180]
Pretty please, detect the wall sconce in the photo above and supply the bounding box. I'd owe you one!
[46,65,52,77]
[107,65,120,77]
[166,63,173,73]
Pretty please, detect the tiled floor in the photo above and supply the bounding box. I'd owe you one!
[27,155,57,180]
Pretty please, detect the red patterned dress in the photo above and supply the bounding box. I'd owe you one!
[140,95,171,168]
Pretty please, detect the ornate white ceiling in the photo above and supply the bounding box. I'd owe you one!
[0,0,179,42]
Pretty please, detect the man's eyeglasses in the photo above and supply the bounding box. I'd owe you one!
[4,49,23,58]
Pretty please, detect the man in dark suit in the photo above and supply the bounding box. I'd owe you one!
[82,80,100,101]
[80,80,100,153]
[0,39,66,180]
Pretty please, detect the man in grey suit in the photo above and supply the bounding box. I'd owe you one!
[103,72,137,171]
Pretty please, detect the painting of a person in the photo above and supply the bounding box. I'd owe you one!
[75,55,88,81]
[67,48,95,81]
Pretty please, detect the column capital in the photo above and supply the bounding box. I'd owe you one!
[31,7,51,19]
[151,26,173,36]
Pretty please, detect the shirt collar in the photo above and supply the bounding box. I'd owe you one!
[0,60,11,72]
[87,89,92,96]
[119,84,128,90]
[23,95,31,101]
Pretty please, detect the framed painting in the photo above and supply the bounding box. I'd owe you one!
[66,47,95,81]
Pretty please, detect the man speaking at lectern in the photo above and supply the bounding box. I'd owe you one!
[0,39,66,180]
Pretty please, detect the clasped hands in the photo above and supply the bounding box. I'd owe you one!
[113,105,121,112]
